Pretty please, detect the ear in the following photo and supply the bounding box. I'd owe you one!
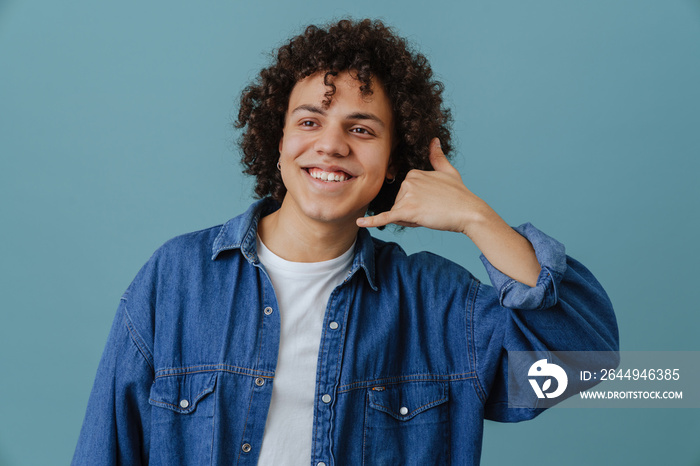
[278,134,284,153]
[386,157,398,180]
[386,134,400,179]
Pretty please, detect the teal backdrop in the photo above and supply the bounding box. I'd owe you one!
[1,0,699,464]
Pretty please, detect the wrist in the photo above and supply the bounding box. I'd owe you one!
[460,200,500,238]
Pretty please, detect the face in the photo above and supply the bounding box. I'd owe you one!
[277,70,395,228]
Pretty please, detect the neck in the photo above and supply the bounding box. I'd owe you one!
[258,200,360,263]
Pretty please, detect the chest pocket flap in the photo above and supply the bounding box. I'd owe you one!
[149,371,217,415]
[368,381,448,421]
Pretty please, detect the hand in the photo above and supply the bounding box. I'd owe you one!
[357,138,541,285]
[357,138,493,235]
[357,137,540,286]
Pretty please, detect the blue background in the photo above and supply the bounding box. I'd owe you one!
[1,0,699,464]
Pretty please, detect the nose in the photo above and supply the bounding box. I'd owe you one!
[314,124,350,157]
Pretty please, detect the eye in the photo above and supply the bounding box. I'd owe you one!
[350,127,374,136]
[300,120,318,128]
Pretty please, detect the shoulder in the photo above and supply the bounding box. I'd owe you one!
[120,227,223,294]
[149,198,275,266]
[370,236,476,283]
[151,224,223,264]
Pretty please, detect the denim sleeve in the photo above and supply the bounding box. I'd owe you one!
[473,223,619,422]
[479,223,567,311]
[72,297,154,465]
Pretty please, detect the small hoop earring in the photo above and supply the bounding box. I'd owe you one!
[385,177,395,184]
[276,161,281,171]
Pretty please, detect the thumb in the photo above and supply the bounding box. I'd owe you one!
[428,138,458,175]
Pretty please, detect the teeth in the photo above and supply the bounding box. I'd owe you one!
[309,169,349,182]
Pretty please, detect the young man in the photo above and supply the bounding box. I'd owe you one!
[74,19,618,465]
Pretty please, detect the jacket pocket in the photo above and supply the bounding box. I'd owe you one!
[364,381,449,465]
[149,371,217,416]
[148,371,217,465]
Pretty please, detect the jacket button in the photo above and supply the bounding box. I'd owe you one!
[255,377,265,387]
[321,394,331,404]
[317,462,327,466]
[241,443,252,453]
[399,406,409,415]
[264,306,273,315]
[329,321,339,330]
[179,399,189,409]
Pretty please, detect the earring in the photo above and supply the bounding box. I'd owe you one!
[385,176,395,184]
[276,161,281,171]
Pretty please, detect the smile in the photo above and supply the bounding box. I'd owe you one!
[306,167,353,182]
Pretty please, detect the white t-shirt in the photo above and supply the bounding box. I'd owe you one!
[256,236,354,465]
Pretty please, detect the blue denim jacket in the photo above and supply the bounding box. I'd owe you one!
[73,198,618,465]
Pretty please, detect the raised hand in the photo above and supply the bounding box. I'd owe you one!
[357,138,541,286]
[357,138,491,235]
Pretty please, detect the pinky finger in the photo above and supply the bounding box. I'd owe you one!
[357,211,394,228]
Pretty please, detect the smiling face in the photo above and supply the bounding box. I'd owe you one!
[277,71,395,229]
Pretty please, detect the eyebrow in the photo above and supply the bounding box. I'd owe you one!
[291,104,386,128]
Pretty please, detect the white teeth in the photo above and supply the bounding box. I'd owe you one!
[309,169,348,182]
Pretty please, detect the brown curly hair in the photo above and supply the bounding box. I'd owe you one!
[235,18,453,217]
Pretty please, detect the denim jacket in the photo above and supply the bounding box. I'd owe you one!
[73,198,618,465]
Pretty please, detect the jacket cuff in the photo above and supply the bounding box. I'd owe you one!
[479,223,567,310]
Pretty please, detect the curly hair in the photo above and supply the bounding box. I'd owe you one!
[235,18,453,217]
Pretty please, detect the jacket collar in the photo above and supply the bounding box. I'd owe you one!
[211,198,378,291]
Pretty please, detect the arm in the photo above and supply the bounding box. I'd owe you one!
[357,138,541,286]
[72,298,153,465]
[358,138,619,419]
[474,231,619,421]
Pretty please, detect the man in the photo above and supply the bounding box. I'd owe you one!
[74,19,618,465]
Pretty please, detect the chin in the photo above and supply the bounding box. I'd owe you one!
[301,202,364,226]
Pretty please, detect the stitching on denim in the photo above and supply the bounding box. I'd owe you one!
[155,364,274,378]
[337,373,475,393]
[211,223,226,259]
[342,372,474,387]
[210,379,217,466]
[149,399,178,410]
[362,388,369,464]
[245,217,260,261]
[311,283,340,459]
[256,283,266,369]
[537,267,555,311]
[156,363,272,375]
[466,279,478,397]
[212,221,241,260]
[149,382,215,411]
[256,267,278,372]
[124,314,152,370]
[155,368,274,379]
[123,304,154,372]
[370,396,448,419]
[311,312,326,458]
[327,284,352,459]
[500,279,517,306]
[470,281,487,403]
[236,376,257,462]
[312,295,330,459]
